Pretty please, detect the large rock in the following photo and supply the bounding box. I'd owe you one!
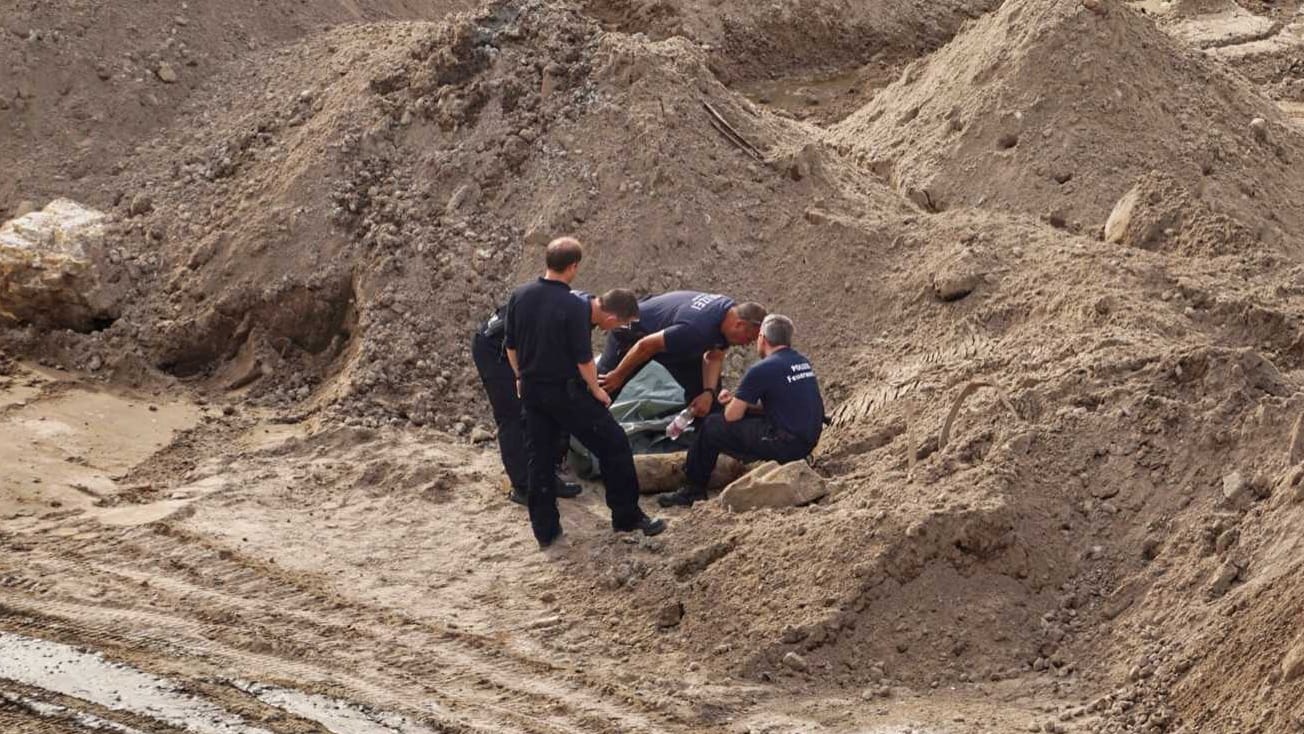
[718,460,827,512]
[634,452,744,494]
[0,199,118,331]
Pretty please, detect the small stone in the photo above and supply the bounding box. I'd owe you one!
[931,268,980,302]
[1249,117,1268,143]
[128,194,153,217]
[1222,471,1251,508]
[87,355,102,372]
[656,601,684,628]
[1141,537,1162,560]
[782,651,808,671]
[1208,560,1242,598]
[156,63,178,83]
[470,426,493,443]
[1214,527,1239,553]
[528,615,562,630]
[539,591,556,604]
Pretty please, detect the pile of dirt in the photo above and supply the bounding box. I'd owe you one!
[0,0,481,223]
[830,0,1304,249]
[581,0,998,83]
[7,0,929,433]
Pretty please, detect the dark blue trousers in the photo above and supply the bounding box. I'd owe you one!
[521,380,645,543]
[684,414,812,488]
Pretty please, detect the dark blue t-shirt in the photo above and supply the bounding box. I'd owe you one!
[482,290,591,344]
[635,291,734,360]
[503,278,593,383]
[734,347,824,446]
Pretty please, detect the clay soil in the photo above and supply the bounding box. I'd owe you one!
[4,0,1304,732]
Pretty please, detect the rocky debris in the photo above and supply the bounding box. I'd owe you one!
[633,453,745,494]
[931,267,980,302]
[0,200,120,332]
[719,461,828,512]
[671,539,736,580]
[127,194,154,218]
[156,63,179,84]
[1207,559,1243,598]
[1220,470,1268,509]
[782,651,808,672]
[656,601,684,628]
[469,426,493,443]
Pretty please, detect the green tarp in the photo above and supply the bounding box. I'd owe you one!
[568,361,691,479]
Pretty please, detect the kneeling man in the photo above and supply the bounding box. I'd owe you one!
[660,314,824,507]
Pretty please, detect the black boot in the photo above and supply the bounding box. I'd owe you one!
[614,515,667,536]
[657,485,707,508]
[556,479,582,499]
[508,487,528,506]
[538,526,565,549]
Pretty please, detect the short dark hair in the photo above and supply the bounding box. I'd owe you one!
[734,302,767,326]
[545,237,583,272]
[599,289,639,320]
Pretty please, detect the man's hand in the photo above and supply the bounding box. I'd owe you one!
[590,385,612,407]
[718,388,733,404]
[598,372,623,392]
[688,391,714,418]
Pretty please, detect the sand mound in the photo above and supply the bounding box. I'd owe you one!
[0,0,478,222]
[830,0,1304,249]
[12,0,904,431]
[582,0,997,82]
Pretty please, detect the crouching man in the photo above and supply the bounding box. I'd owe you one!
[659,314,824,508]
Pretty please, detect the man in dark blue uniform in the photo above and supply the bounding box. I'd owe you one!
[504,237,667,547]
[659,314,824,508]
[472,288,640,505]
[597,291,767,419]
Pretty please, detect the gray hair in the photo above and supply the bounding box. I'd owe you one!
[761,314,794,347]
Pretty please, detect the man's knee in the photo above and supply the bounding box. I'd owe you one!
[697,414,731,442]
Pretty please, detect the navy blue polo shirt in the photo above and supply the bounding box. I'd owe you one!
[635,291,734,360]
[482,290,592,345]
[503,278,593,382]
[734,347,824,446]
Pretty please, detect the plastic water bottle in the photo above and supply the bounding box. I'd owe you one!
[665,408,694,440]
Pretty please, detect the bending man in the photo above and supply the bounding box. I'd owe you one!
[504,237,667,547]
[597,291,766,418]
[660,314,824,507]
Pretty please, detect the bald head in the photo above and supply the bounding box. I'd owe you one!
[545,237,583,274]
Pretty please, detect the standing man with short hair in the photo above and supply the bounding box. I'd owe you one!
[659,314,824,508]
[597,292,767,418]
[472,288,641,505]
[505,237,667,547]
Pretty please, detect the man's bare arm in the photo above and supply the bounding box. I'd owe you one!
[578,359,611,407]
[506,348,522,397]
